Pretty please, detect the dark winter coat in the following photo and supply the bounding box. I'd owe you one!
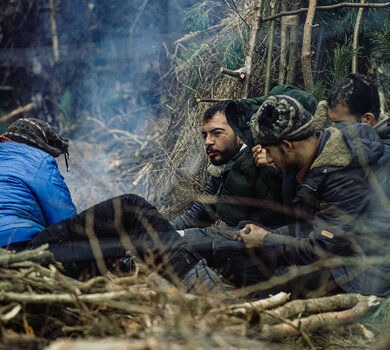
[169,150,245,230]
[171,85,317,230]
[262,123,390,296]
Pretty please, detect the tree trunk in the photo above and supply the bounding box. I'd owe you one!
[301,0,317,91]
[241,0,264,98]
[264,0,278,95]
[352,0,365,73]
[286,5,299,85]
[278,1,288,84]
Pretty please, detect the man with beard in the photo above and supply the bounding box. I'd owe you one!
[213,94,390,298]
[170,101,245,230]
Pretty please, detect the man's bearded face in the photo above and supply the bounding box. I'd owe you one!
[202,112,243,166]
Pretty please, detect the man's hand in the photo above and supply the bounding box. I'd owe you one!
[252,144,273,167]
[233,224,268,249]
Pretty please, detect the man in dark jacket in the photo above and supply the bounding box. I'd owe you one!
[172,86,317,266]
[170,101,244,230]
[214,95,390,298]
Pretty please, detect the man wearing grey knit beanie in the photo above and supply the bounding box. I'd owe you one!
[213,94,390,298]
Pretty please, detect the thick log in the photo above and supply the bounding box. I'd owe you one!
[257,295,379,341]
[220,67,246,80]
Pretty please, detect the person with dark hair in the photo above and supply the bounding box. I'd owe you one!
[327,73,390,155]
[213,95,390,298]
[171,86,317,268]
[1,118,227,295]
[327,73,381,125]
[170,100,244,230]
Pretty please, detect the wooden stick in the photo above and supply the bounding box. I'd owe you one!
[227,292,290,316]
[220,67,246,80]
[0,102,35,124]
[352,0,365,73]
[263,1,390,23]
[48,0,59,62]
[259,293,362,326]
[196,97,229,103]
[0,290,143,305]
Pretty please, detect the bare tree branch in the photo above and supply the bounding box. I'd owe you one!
[352,0,365,73]
[263,1,390,23]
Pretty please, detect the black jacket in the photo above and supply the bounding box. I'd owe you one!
[261,123,390,296]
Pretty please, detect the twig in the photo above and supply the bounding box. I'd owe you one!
[196,97,229,103]
[174,23,225,44]
[128,0,149,39]
[48,0,59,62]
[0,290,145,305]
[0,244,61,268]
[225,292,290,316]
[0,102,35,124]
[262,1,390,23]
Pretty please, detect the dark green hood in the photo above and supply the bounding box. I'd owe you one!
[225,85,317,147]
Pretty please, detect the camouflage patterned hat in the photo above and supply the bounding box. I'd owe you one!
[250,95,314,146]
[4,118,69,158]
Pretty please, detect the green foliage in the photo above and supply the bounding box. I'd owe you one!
[220,31,246,70]
[182,2,210,32]
[309,80,327,102]
[314,7,345,39]
[329,38,359,85]
[371,22,390,63]
[365,297,390,324]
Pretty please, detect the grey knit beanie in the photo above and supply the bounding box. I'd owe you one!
[250,95,314,146]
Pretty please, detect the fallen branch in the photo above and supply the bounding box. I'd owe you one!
[256,295,379,341]
[263,1,390,23]
[0,102,35,124]
[0,289,144,306]
[227,292,290,317]
[196,97,229,103]
[259,293,364,325]
[220,67,246,80]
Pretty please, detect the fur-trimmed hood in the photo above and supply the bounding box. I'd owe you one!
[311,122,384,171]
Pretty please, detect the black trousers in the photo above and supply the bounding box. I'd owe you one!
[212,239,342,299]
[12,194,203,282]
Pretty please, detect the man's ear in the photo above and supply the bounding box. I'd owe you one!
[280,140,293,152]
[237,135,244,146]
[361,113,376,126]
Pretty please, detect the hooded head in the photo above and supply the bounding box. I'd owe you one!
[4,118,69,158]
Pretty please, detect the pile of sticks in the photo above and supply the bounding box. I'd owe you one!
[0,245,385,350]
